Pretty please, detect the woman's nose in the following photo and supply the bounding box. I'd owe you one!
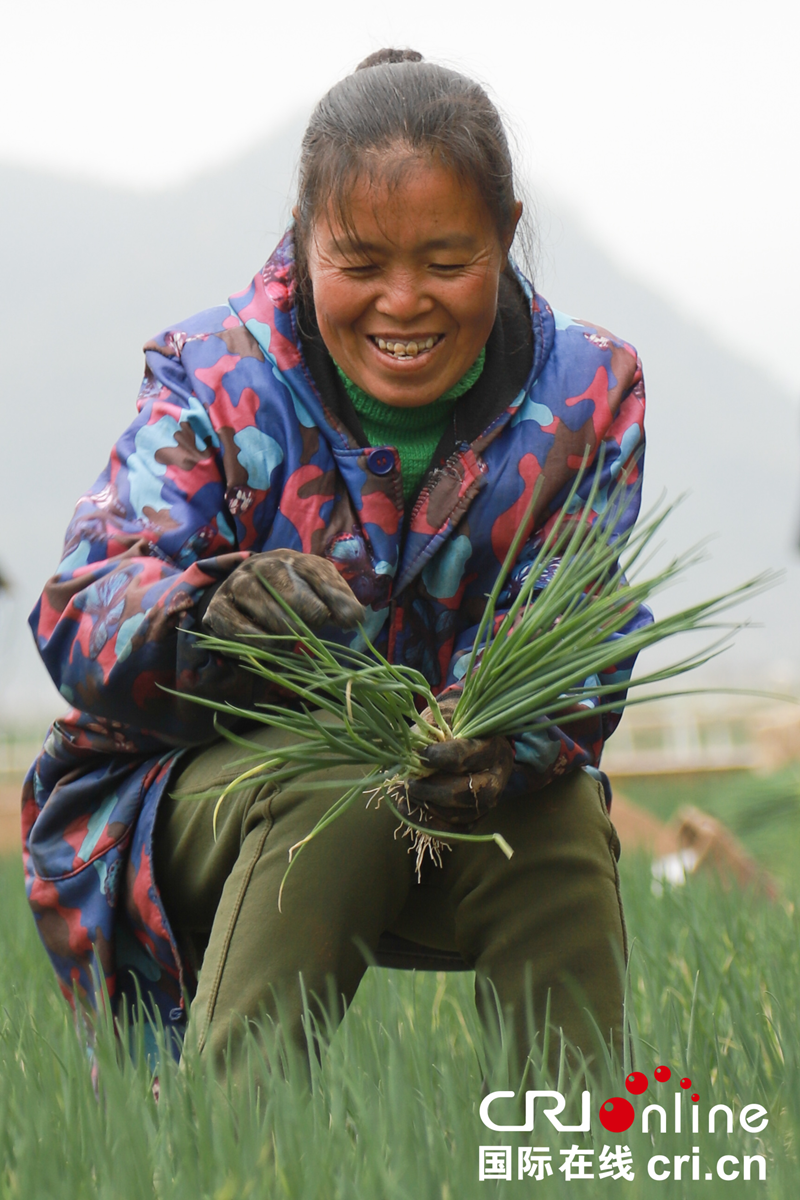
[374,269,434,323]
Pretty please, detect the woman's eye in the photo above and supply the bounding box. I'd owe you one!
[430,262,465,272]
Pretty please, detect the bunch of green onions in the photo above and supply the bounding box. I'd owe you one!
[181,461,778,901]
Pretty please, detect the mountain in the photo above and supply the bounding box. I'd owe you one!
[1,121,797,722]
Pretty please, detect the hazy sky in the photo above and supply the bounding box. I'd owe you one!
[3,0,799,395]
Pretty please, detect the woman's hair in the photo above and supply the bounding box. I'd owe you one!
[293,48,524,307]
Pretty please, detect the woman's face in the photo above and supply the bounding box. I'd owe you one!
[304,157,522,408]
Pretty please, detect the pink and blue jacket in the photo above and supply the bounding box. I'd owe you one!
[24,233,647,1038]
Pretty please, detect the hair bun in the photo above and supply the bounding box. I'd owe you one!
[355,48,424,71]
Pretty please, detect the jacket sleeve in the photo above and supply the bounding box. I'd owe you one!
[29,331,282,746]
[442,383,650,793]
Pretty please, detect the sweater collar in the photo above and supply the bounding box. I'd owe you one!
[334,346,486,431]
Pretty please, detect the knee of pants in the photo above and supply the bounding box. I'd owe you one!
[442,769,626,974]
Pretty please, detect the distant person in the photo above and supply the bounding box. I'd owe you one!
[24,49,647,1081]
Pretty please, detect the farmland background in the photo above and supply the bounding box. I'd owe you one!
[1,826,798,1197]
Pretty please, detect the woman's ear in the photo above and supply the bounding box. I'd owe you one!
[503,200,524,261]
[291,205,300,224]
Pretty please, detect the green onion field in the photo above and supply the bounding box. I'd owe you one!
[1,770,799,1198]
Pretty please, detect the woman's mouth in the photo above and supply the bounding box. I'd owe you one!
[369,334,443,360]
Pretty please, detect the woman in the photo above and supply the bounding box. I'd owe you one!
[24,49,646,1080]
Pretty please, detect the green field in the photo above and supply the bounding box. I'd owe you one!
[1,776,798,1198]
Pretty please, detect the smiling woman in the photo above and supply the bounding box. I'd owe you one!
[302,163,520,407]
[24,48,647,1084]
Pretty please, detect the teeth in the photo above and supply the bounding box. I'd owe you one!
[374,335,439,357]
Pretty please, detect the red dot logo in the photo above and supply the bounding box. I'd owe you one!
[692,1093,700,1102]
[680,1078,692,1090]
[598,1097,636,1133]
[654,1065,671,1083]
[625,1071,648,1095]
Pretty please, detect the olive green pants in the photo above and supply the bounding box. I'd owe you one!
[153,722,626,1081]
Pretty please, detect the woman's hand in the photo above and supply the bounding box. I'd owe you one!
[400,696,514,833]
[202,550,365,642]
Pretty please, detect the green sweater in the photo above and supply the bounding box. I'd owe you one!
[335,350,485,503]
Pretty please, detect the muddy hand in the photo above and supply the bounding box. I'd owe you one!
[203,549,365,643]
[401,696,513,833]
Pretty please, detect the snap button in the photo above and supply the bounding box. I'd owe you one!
[366,448,395,476]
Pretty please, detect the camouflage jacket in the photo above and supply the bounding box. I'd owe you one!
[24,232,647,1037]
